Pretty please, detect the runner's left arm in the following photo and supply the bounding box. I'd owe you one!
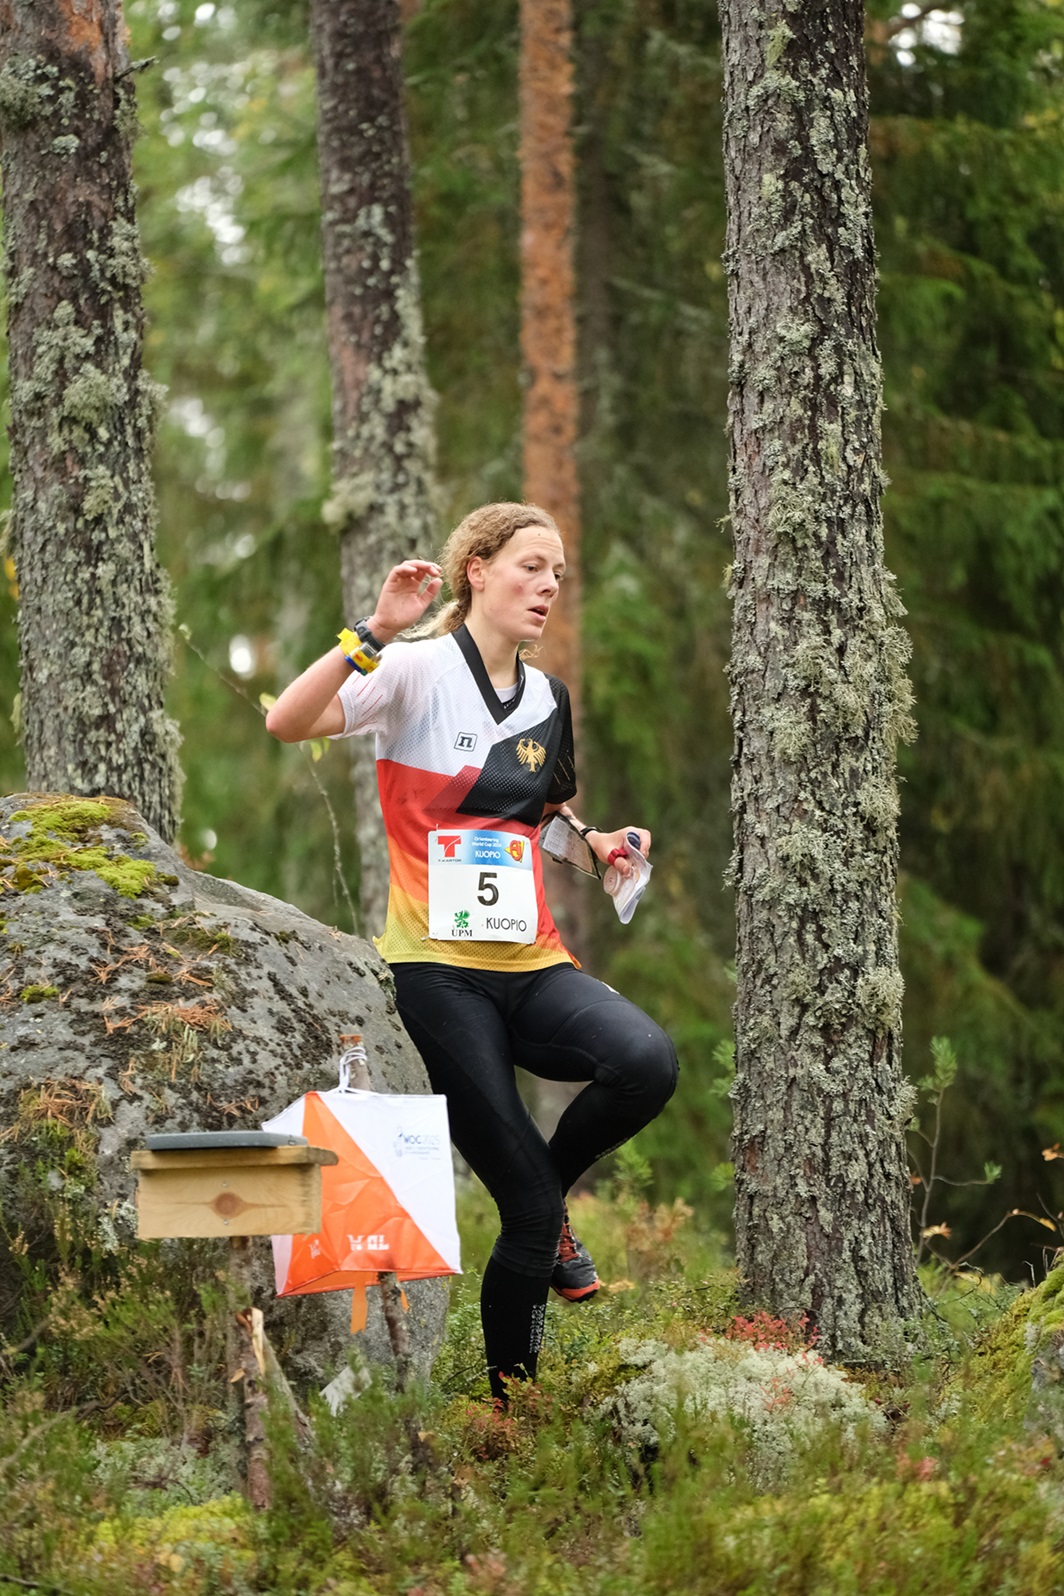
[544,804,651,880]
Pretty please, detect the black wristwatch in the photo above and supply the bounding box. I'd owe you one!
[337,617,387,675]
[353,617,386,655]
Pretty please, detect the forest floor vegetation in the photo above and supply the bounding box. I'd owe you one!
[1,1168,1063,1595]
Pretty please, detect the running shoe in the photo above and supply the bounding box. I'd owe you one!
[551,1207,600,1302]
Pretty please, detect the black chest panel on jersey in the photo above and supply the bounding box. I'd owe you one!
[456,710,567,826]
[449,629,576,825]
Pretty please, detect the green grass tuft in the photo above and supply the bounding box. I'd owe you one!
[1,1184,1062,1594]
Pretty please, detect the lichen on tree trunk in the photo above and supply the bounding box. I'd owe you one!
[309,0,438,934]
[719,0,921,1358]
[0,0,181,841]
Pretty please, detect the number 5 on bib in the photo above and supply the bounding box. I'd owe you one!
[427,828,538,943]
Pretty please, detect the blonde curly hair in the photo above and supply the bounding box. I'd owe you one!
[415,501,561,637]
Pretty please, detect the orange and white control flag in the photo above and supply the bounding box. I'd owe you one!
[263,1083,460,1329]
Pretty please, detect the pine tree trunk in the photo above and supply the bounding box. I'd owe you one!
[0,0,181,840]
[719,0,921,1359]
[519,0,586,958]
[574,0,613,445]
[310,0,438,934]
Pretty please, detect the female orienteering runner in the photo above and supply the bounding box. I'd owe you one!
[266,502,678,1401]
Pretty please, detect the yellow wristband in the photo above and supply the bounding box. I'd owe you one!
[337,628,381,675]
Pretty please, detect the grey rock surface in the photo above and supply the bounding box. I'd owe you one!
[0,792,449,1385]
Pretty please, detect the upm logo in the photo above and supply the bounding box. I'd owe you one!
[436,834,462,859]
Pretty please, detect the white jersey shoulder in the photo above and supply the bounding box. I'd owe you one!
[339,635,561,779]
[335,633,448,738]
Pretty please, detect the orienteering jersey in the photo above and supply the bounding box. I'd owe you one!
[334,625,577,971]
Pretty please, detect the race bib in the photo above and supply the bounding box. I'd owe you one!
[428,828,538,943]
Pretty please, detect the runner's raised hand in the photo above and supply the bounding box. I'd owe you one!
[370,561,443,640]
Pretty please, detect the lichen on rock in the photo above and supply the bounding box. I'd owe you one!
[3,795,159,898]
[933,1264,1064,1449]
[0,792,448,1383]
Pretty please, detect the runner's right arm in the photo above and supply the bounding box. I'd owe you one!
[265,560,442,744]
[264,648,351,742]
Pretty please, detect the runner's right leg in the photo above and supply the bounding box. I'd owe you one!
[391,963,564,1401]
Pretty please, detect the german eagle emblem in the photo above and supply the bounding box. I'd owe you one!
[516,738,547,773]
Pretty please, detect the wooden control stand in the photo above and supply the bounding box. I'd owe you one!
[131,1131,339,1508]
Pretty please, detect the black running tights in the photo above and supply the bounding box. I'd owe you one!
[392,960,678,1396]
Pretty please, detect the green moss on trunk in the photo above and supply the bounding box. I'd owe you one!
[0,5,182,841]
[720,0,920,1358]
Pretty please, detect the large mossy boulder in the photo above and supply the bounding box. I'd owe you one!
[0,792,449,1384]
[948,1262,1064,1444]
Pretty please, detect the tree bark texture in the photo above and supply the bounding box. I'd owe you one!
[519,0,581,701]
[0,0,181,840]
[228,1238,271,1510]
[519,0,586,956]
[574,0,613,445]
[719,0,920,1358]
[310,0,438,934]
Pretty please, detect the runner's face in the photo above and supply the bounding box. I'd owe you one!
[468,527,566,644]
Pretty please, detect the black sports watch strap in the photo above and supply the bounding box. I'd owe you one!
[353,617,385,655]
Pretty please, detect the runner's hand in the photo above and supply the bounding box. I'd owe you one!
[370,561,443,640]
[588,826,651,880]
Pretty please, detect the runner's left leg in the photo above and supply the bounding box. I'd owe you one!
[507,963,679,1193]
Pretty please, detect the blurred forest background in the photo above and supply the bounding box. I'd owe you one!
[2,0,1064,1274]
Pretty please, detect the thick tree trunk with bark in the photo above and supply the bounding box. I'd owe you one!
[0,0,181,840]
[719,0,920,1359]
[519,0,586,956]
[574,0,613,445]
[310,0,437,932]
[519,0,581,681]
